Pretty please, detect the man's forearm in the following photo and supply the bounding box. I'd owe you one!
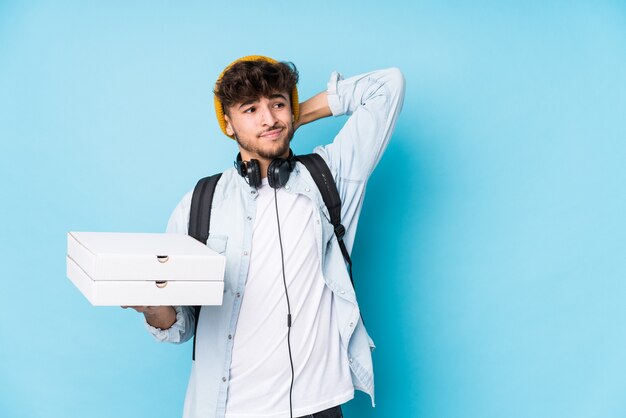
[295,91,332,129]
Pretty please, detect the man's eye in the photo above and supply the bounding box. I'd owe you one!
[244,107,255,113]
[274,102,286,109]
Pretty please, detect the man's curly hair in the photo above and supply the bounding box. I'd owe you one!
[214,59,299,114]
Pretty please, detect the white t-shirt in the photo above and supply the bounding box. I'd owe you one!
[225,179,354,418]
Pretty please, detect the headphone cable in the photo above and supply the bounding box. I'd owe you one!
[274,188,295,418]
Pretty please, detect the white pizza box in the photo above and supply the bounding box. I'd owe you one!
[67,231,225,306]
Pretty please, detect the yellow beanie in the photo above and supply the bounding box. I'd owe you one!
[213,55,300,139]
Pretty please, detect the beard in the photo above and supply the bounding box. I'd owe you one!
[234,123,294,160]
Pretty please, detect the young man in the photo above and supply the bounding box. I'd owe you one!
[132,56,405,418]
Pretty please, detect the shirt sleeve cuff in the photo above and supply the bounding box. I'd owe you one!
[144,306,186,343]
[327,71,345,117]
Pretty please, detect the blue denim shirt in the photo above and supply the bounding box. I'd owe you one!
[147,68,405,418]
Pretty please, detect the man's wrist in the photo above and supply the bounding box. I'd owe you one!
[144,306,177,330]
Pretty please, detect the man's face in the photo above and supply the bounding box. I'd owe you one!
[224,92,294,161]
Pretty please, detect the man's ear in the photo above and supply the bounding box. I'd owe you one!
[225,114,235,137]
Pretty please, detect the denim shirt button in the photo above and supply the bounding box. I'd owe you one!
[222,377,227,382]
[349,322,354,327]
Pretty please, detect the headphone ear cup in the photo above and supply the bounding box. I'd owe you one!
[246,159,262,188]
[268,158,292,189]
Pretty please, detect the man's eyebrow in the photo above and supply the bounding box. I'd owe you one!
[269,93,289,101]
[238,93,289,109]
[238,99,258,109]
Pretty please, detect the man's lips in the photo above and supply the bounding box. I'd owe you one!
[259,128,283,139]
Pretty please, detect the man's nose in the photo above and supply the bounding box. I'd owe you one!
[259,105,278,126]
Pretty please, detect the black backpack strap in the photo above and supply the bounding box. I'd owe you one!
[295,154,354,289]
[188,173,222,361]
[189,173,223,244]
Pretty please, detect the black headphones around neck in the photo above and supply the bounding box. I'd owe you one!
[234,150,296,189]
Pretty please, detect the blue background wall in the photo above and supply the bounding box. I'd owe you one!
[1,1,625,417]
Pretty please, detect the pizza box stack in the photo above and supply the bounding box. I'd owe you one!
[66,232,225,306]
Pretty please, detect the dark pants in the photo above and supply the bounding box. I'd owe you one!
[296,405,343,418]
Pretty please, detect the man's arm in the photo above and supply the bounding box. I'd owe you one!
[296,68,405,180]
[312,68,405,252]
[323,67,405,180]
[294,91,332,131]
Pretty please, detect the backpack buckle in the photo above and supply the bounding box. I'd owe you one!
[334,224,346,240]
